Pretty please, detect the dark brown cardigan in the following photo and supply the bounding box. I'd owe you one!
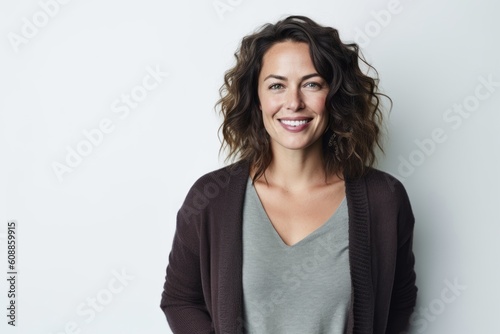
[161,161,417,334]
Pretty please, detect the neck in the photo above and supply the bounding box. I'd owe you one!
[255,139,339,192]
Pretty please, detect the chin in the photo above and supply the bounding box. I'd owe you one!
[275,138,320,151]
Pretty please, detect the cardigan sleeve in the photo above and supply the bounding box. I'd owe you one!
[385,184,418,334]
[160,204,215,333]
[160,162,247,334]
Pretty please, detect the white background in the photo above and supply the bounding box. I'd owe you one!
[1,0,499,333]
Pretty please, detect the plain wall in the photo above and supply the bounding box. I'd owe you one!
[1,0,499,333]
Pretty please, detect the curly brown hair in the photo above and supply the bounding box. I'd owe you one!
[216,15,388,181]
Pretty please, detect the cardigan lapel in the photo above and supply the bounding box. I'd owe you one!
[215,161,250,334]
[345,173,374,334]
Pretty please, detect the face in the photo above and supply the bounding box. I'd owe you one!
[257,41,329,153]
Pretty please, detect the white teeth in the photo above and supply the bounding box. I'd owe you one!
[280,119,309,127]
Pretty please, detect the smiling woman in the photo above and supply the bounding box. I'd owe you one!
[160,15,417,334]
[258,42,329,152]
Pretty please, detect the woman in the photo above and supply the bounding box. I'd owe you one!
[160,15,417,334]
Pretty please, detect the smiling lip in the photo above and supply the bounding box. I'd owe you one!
[278,118,313,132]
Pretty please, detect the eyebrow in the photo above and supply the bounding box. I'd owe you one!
[263,73,322,81]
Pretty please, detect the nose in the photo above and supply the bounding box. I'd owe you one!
[284,87,304,111]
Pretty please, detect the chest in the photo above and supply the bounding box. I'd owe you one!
[241,183,351,333]
[253,181,345,246]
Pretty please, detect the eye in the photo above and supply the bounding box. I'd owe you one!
[304,82,322,89]
[269,83,284,90]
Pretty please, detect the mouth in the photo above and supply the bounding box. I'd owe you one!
[278,118,313,127]
[278,118,313,132]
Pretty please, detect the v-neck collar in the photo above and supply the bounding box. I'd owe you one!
[247,176,346,249]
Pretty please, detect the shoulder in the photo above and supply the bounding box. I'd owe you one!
[179,160,250,220]
[348,167,410,204]
[188,160,249,195]
[346,167,414,226]
[175,160,250,250]
[363,168,415,233]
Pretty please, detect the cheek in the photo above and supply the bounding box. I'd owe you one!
[258,97,274,122]
[314,97,328,116]
[261,109,276,125]
[312,97,329,129]
[260,97,280,116]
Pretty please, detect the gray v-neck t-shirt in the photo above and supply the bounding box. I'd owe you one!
[242,178,351,334]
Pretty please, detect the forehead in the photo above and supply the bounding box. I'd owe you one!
[260,41,315,76]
